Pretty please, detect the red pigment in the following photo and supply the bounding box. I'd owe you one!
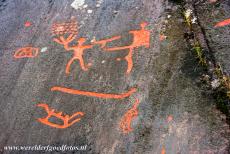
[24,21,31,27]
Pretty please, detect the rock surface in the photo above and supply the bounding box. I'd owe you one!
[0,0,229,153]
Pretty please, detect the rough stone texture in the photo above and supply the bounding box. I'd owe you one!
[192,0,230,73]
[0,0,229,153]
[188,0,230,125]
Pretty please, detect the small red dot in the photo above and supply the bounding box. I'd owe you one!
[167,115,173,122]
[24,21,32,27]
[159,34,166,41]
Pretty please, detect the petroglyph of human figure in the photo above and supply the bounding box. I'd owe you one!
[94,22,150,74]
[53,34,93,74]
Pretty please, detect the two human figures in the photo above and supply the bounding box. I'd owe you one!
[53,22,150,75]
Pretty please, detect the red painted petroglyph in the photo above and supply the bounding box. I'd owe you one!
[53,21,150,75]
[34,21,150,133]
[53,34,93,74]
[99,22,150,74]
[214,18,230,28]
[92,36,121,48]
[14,47,39,58]
[51,86,137,99]
[52,20,78,35]
[167,115,173,122]
[119,99,140,133]
[24,21,32,27]
[161,147,166,154]
[160,34,166,41]
[37,103,84,129]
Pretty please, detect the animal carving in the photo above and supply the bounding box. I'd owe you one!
[14,47,39,58]
[37,103,84,129]
[119,99,140,133]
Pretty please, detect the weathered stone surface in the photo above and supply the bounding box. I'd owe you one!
[0,0,229,153]
[192,0,230,72]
